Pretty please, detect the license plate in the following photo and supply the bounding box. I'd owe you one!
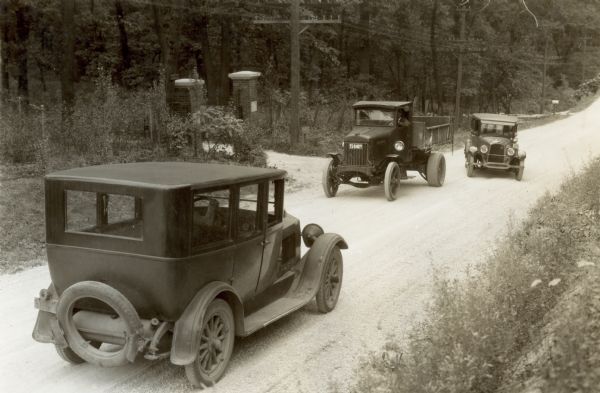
[348,143,363,150]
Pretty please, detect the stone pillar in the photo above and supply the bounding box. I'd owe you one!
[228,71,261,122]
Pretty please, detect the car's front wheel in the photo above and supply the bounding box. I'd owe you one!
[316,247,343,313]
[515,160,525,181]
[384,161,401,201]
[185,299,235,388]
[322,159,339,198]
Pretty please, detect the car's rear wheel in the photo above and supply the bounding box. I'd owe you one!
[315,247,343,313]
[322,159,339,198]
[185,299,235,388]
[466,155,475,177]
[384,161,401,201]
[515,161,525,181]
[427,152,446,187]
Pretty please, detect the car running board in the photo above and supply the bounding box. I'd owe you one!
[242,254,317,336]
[242,296,309,336]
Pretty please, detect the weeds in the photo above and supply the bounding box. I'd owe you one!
[353,158,600,393]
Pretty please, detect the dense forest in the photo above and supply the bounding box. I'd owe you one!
[0,0,599,166]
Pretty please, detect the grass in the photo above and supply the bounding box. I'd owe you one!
[0,173,46,273]
[352,157,600,393]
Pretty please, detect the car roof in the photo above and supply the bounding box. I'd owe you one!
[353,101,412,110]
[46,162,287,189]
[472,113,518,124]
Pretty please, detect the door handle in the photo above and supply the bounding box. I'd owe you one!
[261,240,271,246]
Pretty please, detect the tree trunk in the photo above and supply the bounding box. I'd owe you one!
[197,15,218,105]
[114,0,131,86]
[219,16,231,105]
[62,0,75,109]
[15,3,29,105]
[152,3,170,86]
[358,1,370,77]
[0,1,9,101]
[430,0,443,114]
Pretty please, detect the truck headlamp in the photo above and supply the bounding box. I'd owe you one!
[506,147,515,156]
[394,141,405,152]
[480,145,489,154]
[468,146,478,154]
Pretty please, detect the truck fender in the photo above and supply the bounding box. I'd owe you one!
[296,233,348,299]
[385,154,400,159]
[326,153,342,164]
[171,282,244,366]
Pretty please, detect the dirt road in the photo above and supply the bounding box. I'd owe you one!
[2,100,600,393]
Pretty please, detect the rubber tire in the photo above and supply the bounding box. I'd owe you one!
[516,161,525,181]
[56,281,142,367]
[384,161,401,201]
[322,159,339,198]
[466,155,475,177]
[426,152,446,187]
[55,341,102,365]
[315,247,343,313]
[185,299,235,388]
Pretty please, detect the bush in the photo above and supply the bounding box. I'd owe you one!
[352,158,600,393]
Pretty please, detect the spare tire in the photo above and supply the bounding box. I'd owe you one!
[56,281,143,367]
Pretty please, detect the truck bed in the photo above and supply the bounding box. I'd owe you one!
[412,116,452,149]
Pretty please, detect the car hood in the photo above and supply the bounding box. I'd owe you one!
[480,136,511,146]
[344,126,393,142]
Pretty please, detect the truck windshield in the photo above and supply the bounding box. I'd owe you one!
[355,108,395,126]
[480,122,515,136]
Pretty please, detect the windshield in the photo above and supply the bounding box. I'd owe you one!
[355,108,395,126]
[480,122,515,136]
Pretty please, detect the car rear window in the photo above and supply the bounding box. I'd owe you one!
[65,190,143,239]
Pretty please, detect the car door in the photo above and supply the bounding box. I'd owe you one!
[232,183,265,302]
[255,179,285,294]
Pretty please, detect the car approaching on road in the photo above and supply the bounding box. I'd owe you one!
[464,113,526,180]
[322,101,452,201]
[32,162,347,388]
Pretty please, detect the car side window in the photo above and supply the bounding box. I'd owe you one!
[238,184,260,238]
[192,188,231,247]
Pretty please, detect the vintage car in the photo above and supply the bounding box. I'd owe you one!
[32,162,347,388]
[464,113,525,180]
[322,101,452,201]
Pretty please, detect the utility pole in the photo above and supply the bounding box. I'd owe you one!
[290,0,300,144]
[254,3,340,146]
[454,5,467,131]
[581,35,592,82]
[540,35,548,114]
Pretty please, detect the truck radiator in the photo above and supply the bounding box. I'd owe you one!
[344,143,369,166]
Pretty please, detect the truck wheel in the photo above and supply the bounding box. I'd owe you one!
[466,155,475,177]
[185,299,235,388]
[322,159,339,198]
[384,161,401,201]
[316,247,343,313]
[427,152,446,187]
[515,161,525,181]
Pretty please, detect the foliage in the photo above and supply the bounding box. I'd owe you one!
[352,157,600,393]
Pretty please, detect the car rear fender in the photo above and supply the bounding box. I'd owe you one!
[170,282,244,366]
[296,233,347,299]
[32,283,69,347]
